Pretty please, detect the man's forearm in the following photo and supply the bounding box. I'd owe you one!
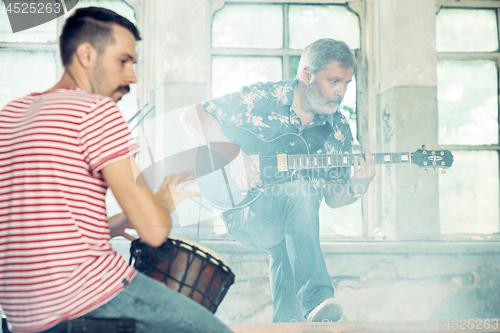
[180,104,231,144]
[108,212,128,238]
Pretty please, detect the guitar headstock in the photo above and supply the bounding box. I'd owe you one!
[411,145,454,173]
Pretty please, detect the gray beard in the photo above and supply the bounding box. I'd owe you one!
[304,82,342,115]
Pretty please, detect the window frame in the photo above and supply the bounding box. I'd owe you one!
[0,0,65,85]
[436,0,500,239]
[204,0,377,240]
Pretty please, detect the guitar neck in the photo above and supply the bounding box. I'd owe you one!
[287,152,411,169]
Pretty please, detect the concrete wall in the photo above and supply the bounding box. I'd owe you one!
[115,0,500,325]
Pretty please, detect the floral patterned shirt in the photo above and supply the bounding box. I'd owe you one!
[202,79,354,187]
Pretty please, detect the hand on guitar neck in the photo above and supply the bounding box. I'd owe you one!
[231,151,263,191]
[349,147,376,195]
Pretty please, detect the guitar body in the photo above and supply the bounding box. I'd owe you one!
[195,127,310,210]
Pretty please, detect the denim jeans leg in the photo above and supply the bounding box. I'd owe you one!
[268,240,305,323]
[225,181,335,321]
[84,272,234,333]
[276,180,335,316]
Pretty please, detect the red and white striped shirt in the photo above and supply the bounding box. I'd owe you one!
[0,88,140,332]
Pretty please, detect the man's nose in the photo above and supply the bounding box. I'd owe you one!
[334,82,347,97]
[127,67,138,84]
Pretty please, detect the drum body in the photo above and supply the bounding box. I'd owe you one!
[129,237,235,313]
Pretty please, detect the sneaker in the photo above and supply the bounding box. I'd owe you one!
[307,298,343,322]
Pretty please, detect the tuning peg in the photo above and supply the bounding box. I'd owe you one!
[424,169,428,174]
[421,144,426,150]
[431,145,435,150]
[440,145,443,150]
[442,169,446,174]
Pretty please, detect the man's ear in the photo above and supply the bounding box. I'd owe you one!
[301,67,312,86]
[74,42,97,69]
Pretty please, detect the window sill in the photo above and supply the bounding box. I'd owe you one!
[196,239,500,255]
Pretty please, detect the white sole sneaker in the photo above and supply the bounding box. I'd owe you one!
[307,298,343,322]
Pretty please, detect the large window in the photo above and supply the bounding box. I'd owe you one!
[208,2,364,238]
[436,7,500,235]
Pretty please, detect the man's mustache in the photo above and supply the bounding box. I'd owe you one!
[117,85,130,94]
[326,96,342,104]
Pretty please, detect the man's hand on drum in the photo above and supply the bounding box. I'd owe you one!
[231,151,262,191]
[155,172,201,214]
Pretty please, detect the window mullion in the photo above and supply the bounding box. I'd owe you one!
[283,4,290,80]
[0,43,57,51]
[437,52,500,60]
[211,47,302,56]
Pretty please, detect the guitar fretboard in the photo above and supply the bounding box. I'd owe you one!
[288,152,411,169]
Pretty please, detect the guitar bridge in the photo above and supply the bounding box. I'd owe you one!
[277,154,288,172]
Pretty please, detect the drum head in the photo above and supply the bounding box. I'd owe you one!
[168,236,230,267]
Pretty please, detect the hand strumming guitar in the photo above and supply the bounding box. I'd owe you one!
[230,151,262,191]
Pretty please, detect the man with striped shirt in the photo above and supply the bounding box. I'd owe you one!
[0,7,233,333]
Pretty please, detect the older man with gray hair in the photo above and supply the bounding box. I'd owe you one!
[181,38,376,323]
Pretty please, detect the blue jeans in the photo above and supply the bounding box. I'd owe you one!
[83,272,233,333]
[224,180,335,323]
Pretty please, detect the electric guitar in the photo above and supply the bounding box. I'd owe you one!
[195,127,454,210]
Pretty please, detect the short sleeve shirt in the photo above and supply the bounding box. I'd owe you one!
[202,79,354,186]
[0,88,139,333]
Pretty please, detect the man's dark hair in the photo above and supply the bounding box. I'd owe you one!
[60,7,141,67]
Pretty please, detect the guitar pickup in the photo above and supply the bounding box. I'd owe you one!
[250,155,260,173]
[277,154,288,172]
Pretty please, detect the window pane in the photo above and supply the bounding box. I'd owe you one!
[0,51,56,108]
[212,4,283,48]
[290,56,300,79]
[289,5,360,50]
[438,60,498,145]
[0,1,57,43]
[440,151,499,234]
[341,76,357,143]
[70,0,136,23]
[320,199,362,237]
[436,9,498,52]
[212,56,282,98]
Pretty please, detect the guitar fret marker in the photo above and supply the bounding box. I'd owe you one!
[384,155,391,162]
[401,154,409,161]
[343,156,348,165]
